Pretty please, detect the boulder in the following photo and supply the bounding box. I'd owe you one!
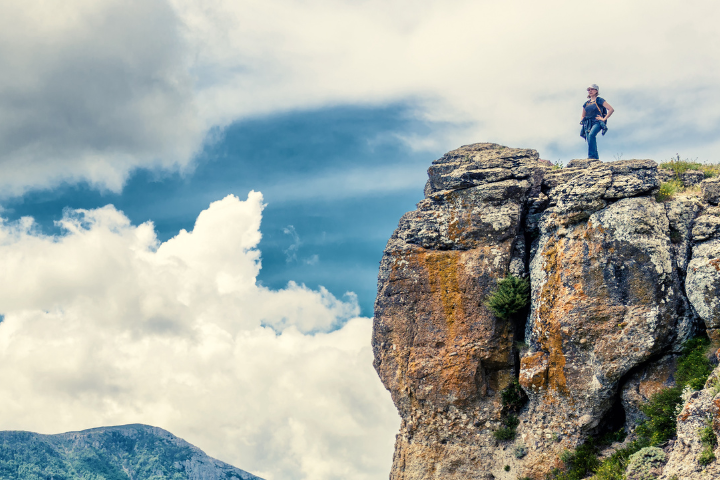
[519,196,694,477]
[682,170,706,186]
[702,177,720,205]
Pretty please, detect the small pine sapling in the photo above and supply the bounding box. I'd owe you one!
[486,276,530,320]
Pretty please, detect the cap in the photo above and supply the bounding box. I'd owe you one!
[587,84,599,91]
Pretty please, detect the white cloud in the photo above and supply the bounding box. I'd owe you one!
[171,0,720,160]
[2,0,720,195]
[283,224,301,263]
[0,192,398,480]
[0,0,202,195]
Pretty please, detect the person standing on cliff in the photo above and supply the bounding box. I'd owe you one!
[580,84,614,159]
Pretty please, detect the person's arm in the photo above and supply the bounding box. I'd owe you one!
[580,107,586,123]
[597,101,614,121]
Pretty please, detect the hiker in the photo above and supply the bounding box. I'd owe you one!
[580,84,614,160]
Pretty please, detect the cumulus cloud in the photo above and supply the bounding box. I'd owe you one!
[3,0,720,194]
[0,192,398,480]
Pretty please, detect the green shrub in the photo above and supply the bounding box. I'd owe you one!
[552,336,715,480]
[514,442,528,459]
[700,420,717,448]
[660,155,703,176]
[550,432,642,479]
[494,415,520,441]
[636,386,682,445]
[635,337,713,446]
[547,441,601,480]
[699,446,716,466]
[698,417,717,466]
[676,337,714,390]
[505,465,511,471]
[494,426,516,441]
[501,379,528,413]
[625,447,666,480]
[591,444,640,480]
[495,380,526,442]
[486,276,530,320]
[655,180,683,202]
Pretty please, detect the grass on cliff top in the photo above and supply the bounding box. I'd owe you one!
[656,154,720,202]
[547,336,715,480]
[659,154,720,178]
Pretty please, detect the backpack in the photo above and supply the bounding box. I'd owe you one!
[585,97,607,119]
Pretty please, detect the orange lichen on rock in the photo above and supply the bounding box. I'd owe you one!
[378,240,516,410]
[533,235,576,396]
[422,252,464,332]
[711,258,720,271]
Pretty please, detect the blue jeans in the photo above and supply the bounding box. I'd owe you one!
[587,123,602,159]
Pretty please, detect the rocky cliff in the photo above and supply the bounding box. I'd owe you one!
[372,143,720,479]
[0,424,262,480]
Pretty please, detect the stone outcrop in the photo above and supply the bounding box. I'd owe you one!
[519,165,697,477]
[373,144,538,480]
[373,143,720,479]
[658,168,706,187]
[702,177,720,205]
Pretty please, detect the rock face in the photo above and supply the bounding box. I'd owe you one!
[373,144,539,479]
[687,204,720,343]
[0,424,262,480]
[373,143,720,479]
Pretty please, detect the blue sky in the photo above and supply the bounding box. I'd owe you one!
[1,1,719,479]
[2,103,451,315]
[3,95,713,317]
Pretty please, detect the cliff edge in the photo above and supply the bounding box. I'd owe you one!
[372,143,720,479]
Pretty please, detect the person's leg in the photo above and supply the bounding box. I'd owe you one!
[587,123,602,159]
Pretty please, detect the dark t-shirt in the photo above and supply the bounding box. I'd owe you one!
[584,97,606,119]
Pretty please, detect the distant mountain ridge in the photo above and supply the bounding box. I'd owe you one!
[0,424,263,480]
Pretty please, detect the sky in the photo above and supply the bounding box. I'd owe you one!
[0,1,719,479]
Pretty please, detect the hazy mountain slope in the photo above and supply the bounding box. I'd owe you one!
[0,424,263,480]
